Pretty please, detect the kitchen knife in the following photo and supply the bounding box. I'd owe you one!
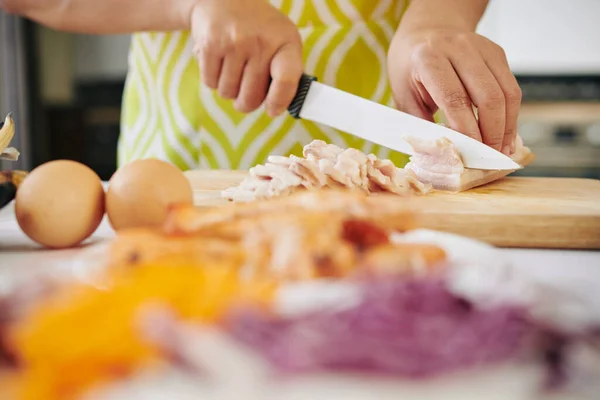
[287,74,521,171]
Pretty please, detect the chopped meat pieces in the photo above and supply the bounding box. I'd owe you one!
[223,140,431,202]
[222,133,535,201]
[405,135,535,192]
[166,190,418,236]
[155,190,425,281]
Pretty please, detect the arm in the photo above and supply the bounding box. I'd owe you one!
[388,0,522,156]
[2,0,303,117]
[0,0,197,33]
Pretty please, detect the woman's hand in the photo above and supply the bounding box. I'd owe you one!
[191,0,303,117]
[387,3,521,156]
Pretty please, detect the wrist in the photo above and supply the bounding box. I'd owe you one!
[398,0,488,35]
[176,0,203,30]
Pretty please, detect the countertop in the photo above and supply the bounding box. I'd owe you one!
[1,201,599,278]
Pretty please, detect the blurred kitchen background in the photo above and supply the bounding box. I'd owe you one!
[1,0,600,179]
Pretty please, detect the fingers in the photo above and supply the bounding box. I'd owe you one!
[218,52,248,100]
[390,71,437,122]
[415,49,482,142]
[483,49,522,155]
[197,40,301,115]
[235,58,270,113]
[265,43,303,117]
[201,41,302,116]
[393,90,436,123]
[196,41,223,90]
[194,25,302,115]
[448,45,506,152]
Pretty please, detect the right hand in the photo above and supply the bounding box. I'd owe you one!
[191,0,303,117]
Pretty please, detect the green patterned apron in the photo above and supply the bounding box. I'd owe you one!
[119,0,410,170]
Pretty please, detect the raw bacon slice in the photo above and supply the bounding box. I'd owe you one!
[405,136,535,192]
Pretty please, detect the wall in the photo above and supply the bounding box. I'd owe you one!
[477,0,600,75]
[74,34,130,81]
[36,30,130,104]
[37,27,74,104]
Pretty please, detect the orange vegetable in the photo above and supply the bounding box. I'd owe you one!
[9,260,275,400]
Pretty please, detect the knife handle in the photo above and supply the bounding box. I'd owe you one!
[287,73,317,119]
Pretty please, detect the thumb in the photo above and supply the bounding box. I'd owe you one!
[265,43,303,117]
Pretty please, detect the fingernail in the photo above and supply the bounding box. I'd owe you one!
[502,145,511,156]
[270,108,284,117]
[511,139,517,154]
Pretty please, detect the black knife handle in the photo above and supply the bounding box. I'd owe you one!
[287,73,317,119]
[262,73,318,118]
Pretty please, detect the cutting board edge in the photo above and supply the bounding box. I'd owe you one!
[186,171,600,250]
[418,214,600,250]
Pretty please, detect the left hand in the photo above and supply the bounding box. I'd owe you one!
[388,26,522,155]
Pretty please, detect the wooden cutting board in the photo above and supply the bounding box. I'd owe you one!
[184,170,600,249]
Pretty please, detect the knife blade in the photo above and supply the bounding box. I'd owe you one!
[287,74,521,171]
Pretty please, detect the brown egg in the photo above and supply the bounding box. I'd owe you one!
[15,160,105,249]
[106,158,193,231]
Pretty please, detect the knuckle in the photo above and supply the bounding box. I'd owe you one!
[267,96,289,112]
[480,89,505,110]
[432,31,469,47]
[411,42,438,64]
[271,63,302,85]
[278,70,302,84]
[489,135,504,147]
[505,85,523,106]
[267,97,285,109]
[494,43,508,60]
[443,92,471,111]
[288,29,302,45]
[230,31,262,53]
[200,37,220,55]
[271,79,298,98]
[489,139,503,149]
[504,127,517,139]
[233,36,253,51]
[220,38,235,54]
[218,82,238,99]
[452,32,470,45]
